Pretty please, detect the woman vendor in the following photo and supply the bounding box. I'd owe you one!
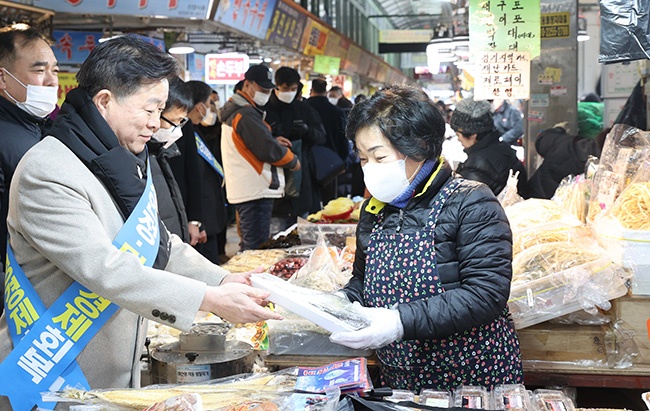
[331,85,523,392]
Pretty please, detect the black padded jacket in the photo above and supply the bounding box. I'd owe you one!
[341,160,514,341]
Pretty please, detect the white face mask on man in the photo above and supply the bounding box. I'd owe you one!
[362,157,421,203]
[2,68,58,118]
[253,90,271,107]
[201,107,218,126]
[328,96,340,106]
[154,126,184,149]
[276,90,297,104]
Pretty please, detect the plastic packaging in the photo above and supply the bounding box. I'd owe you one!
[553,175,590,224]
[587,124,650,223]
[532,389,576,411]
[599,0,650,64]
[297,217,356,248]
[419,389,452,408]
[508,249,631,329]
[289,231,351,292]
[453,385,489,409]
[385,390,415,403]
[497,169,524,208]
[491,384,531,410]
[266,319,372,356]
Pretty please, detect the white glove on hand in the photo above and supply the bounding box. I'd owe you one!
[329,302,404,350]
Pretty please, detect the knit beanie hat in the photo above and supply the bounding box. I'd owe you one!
[450,97,495,135]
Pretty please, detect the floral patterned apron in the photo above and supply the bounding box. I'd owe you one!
[364,179,523,392]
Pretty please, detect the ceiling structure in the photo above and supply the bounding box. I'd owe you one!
[368,0,457,30]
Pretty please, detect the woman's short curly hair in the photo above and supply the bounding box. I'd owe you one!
[346,85,445,161]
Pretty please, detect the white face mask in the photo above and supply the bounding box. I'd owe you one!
[201,108,218,126]
[154,126,184,149]
[362,157,420,203]
[2,68,58,118]
[328,97,339,106]
[253,90,271,106]
[276,90,297,104]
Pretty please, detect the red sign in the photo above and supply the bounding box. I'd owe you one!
[204,54,249,84]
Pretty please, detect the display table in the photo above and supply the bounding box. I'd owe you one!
[524,363,650,389]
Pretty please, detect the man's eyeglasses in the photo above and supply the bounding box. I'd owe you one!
[161,115,189,131]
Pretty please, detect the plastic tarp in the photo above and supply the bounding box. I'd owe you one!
[599,0,650,64]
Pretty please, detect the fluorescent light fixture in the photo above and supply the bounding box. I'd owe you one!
[168,42,195,54]
[249,58,263,64]
[577,31,590,42]
[263,57,273,63]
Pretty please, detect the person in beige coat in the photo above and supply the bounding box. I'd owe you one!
[0,36,281,409]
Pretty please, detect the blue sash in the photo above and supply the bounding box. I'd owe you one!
[0,161,160,410]
[195,132,224,178]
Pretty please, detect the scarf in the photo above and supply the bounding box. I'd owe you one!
[49,88,170,269]
[389,159,437,209]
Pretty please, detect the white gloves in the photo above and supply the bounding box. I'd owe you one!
[329,302,404,350]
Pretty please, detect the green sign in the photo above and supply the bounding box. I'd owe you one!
[469,0,541,59]
[313,55,341,75]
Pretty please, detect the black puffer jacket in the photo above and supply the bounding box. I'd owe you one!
[342,160,514,341]
[456,130,527,196]
[527,127,601,199]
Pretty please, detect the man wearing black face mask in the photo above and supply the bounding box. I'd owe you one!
[0,24,59,317]
[264,67,326,230]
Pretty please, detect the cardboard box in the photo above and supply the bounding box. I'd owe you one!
[517,322,609,364]
[609,295,650,364]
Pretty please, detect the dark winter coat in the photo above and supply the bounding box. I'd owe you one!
[265,93,326,217]
[527,127,601,199]
[0,96,45,265]
[342,161,514,341]
[147,139,190,243]
[456,130,528,196]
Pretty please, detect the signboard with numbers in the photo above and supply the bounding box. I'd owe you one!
[265,0,307,50]
[474,51,531,100]
[469,0,540,59]
[204,53,249,84]
[214,0,279,40]
[299,17,330,56]
[33,0,211,19]
[540,12,570,38]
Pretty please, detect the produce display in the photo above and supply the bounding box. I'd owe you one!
[308,197,358,223]
[221,249,287,273]
[609,181,650,230]
[512,241,608,284]
[504,198,582,234]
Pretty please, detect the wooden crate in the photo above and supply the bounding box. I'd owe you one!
[608,295,650,364]
[517,322,609,363]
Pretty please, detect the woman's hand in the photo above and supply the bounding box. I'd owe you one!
[330,302,403,349]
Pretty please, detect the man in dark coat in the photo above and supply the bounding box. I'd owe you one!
[147,77,194,243]
[307,79,350,205]
[265,67,326,225]
[169,81,228,264]
[451,97,528,197]
[0,24,59,316]
[527,124,606,199]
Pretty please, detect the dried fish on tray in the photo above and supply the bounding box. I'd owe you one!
[49,370,298,410]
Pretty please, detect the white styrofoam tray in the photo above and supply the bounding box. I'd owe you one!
[250,273,357,333]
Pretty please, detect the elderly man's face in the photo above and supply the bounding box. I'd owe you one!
[0,37,59,104]
[96,79,169,154]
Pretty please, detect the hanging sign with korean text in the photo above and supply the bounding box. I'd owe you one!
[469,0,540,59]
[474,51,531,100]
[204,53,250,84]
